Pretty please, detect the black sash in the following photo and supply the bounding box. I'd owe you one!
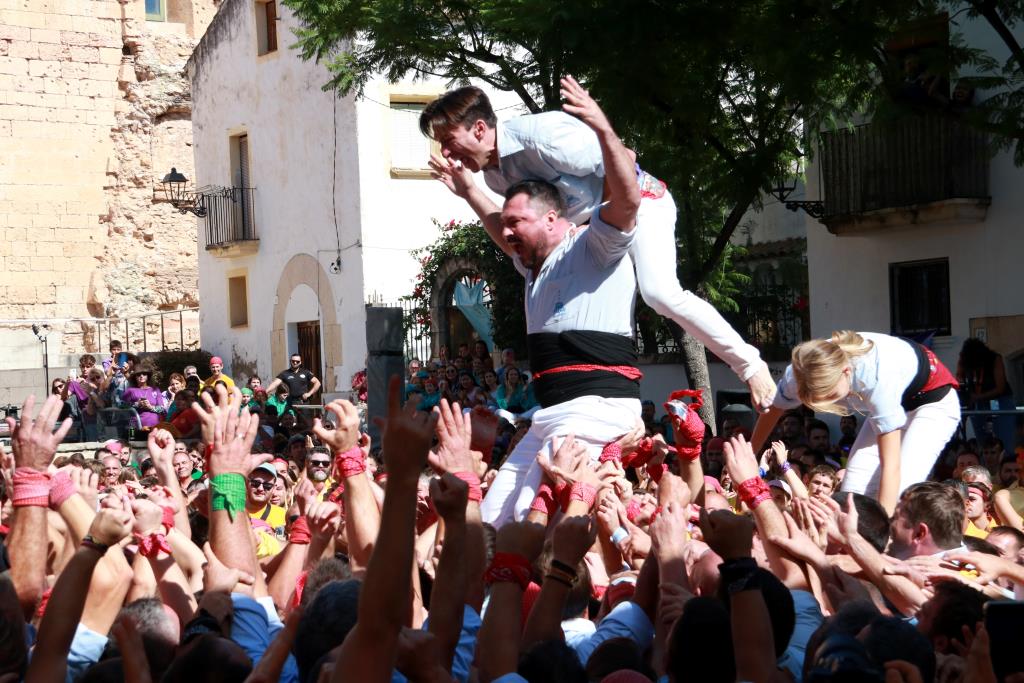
[527,331,640,408]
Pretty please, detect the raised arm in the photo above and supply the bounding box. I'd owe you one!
[26,503,133,683]
[426,472,470,671]
[5,395,73,619]
[313,403,374,572]
[147,429,191,538]
[428,154,513,258]
[751,405,785,454]
[560,76,640,231]
[194,386,268,597]
[332,376,438,682]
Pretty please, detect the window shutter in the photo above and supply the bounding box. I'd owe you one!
[265,1,277,52]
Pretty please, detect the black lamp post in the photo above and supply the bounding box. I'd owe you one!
[160,167,208,217]
[767,158,826,219]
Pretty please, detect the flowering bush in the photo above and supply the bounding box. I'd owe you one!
[404,218,526,355]
[350,369,367,403]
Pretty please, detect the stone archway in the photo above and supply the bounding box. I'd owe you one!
[429,256,489,359]
[271,254,341,392]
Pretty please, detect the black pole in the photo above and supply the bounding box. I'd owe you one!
[42,335,49,396]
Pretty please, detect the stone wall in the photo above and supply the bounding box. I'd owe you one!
[0,0,215,360]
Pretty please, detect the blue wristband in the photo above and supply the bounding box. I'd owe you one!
[610,527,629,545]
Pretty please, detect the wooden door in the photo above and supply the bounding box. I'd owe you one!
[296,320,322,403]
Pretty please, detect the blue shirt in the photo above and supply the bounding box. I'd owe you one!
[230,594,299,683]
[774,332,919,434]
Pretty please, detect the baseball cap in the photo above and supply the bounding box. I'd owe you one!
[210,356,223,366]
[251,463,278,478]
[768,479,792,499]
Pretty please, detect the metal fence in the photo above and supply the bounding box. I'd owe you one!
[98,307,201,354]
[366,296,431,362]
[819,115,989,219]
[204,186,258,249]
[724,283,810,363]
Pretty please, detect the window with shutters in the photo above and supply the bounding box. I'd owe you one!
[889,258,951,337]
[255,0,277,56]
[389,94,441,179]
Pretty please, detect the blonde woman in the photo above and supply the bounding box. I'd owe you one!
[751,331,960,514]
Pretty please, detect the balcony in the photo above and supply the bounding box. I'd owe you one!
[203,186,259,256]
[818,115,990,234]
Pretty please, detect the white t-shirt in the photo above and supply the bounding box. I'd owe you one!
[774,332,919,434]
[484,111,605,226]
[514,212,636,337]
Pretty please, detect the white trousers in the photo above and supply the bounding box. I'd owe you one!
[840,389,961,498]
[480,396,640,527]
[630,190,764,382]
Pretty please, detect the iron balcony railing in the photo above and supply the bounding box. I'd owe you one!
[819,115,989,219]
[203,186,258,249]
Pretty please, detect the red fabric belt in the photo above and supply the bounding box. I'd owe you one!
[531,364,643,381]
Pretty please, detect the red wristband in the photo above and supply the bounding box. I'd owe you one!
[565,481,597,512]
[599,442,622,464]
[160,506,176,532]
[134,532,172,557]
[12,468,50,507]
[484,551,532,590]
[621,437,654,469]
[625,499,642,523]
[648,505,664,525]
[530,483,558,517]
[49,470,75,509]
[289,516,312,545]
[647,463,667,483]
[736,476,772,509]
[334,446,366,479]
[452,471,482,503]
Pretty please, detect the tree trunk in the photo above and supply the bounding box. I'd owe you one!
[672,322,716,435]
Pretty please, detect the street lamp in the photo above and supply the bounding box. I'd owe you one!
[767,157,826,219]
[32,324,49,396]
[160,167,208,217]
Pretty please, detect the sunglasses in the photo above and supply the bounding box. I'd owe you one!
[308,460,331,468]
[290,359,301,364]
[248,479,275,491]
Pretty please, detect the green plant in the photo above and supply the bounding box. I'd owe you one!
[405,219,526,355]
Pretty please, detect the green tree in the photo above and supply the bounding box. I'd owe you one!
[284,0,1023,424]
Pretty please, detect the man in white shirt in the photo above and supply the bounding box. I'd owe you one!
[422,82,776,411]
[448,78,643,525]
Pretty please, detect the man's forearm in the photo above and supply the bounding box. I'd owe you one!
[209,509,263,596]
[464,186,512,257]
[342,471,382,573]
[360,474,420,630]
[594,127,640,231]
[428,518,467,670]
[877,430,901,516]
[477,582,525,683]
[27,547,102,683]
[8,506,48,619]
[751,407,783,454]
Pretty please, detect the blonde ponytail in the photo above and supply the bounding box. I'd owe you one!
[790,330,873,415]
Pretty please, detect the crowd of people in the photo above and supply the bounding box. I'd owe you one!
[4,75,1024,683]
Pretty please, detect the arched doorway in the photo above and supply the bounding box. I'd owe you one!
[429,257,494,358]
[271,254,342,393]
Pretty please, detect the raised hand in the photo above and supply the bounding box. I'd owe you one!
[428,399,477,474]
[770,441,788,468]
[560,76,614,135]
[495,520,545,562]
[698,508,754,561]
[130,498,165,536]
[294,479,318,518]
[429,472,469,523]
[87,505,134,547]
[307,501,342,541]
[468,405,499,459]
[537,434,600,489]
[147,428,176,471]
[649,500,689,560]
[193,386,264,477]
[68,466,100,510]
[313,399,361,455]
[552,515,598,568]
[427,154,476,198]
[202,542,255,593]
[747,365,777,413]
[722,435,759,487]
[7,395,73,471]
[375,376,438,484]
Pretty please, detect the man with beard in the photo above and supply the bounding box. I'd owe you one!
[305,446,334,501]
[246,463,287,537]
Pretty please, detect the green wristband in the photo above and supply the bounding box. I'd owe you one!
[210,473,247,522]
